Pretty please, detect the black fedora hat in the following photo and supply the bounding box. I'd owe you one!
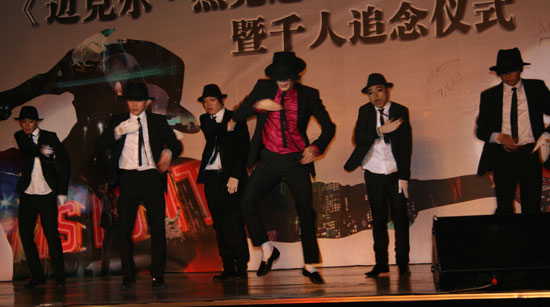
[121,82,155,101]
[361,73,393,93]
[265,52,306,81]
[197,84,227,102]
[489,48,530,74]
[14,106,43,121]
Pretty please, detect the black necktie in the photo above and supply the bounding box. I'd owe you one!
[137,117,143,166]
[378,108,390,144]
[208,115,219,165]
[510,87,518,141]
[280,91,287,148]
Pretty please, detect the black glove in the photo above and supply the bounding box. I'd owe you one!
[0,105,11,120]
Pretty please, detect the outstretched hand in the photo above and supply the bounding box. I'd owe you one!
[254,99,283,111]
[114,118,140,137]
[378,118,403,135]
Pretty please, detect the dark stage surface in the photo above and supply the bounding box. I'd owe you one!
[1,265,550,306]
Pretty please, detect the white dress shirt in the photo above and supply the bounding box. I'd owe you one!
[490,80,535,145]
[362,102,398,175]
[205,108,225,171]
[25,128,52,195]
[119,112,156,171]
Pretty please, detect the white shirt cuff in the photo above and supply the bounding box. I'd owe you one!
[489,132,500,144]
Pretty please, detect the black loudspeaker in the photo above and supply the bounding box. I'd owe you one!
[432,213,550,291]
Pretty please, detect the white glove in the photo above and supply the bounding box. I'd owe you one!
[114,118,140,137]
[398,179,409,199]
[57,195,67,205]
[378,118,403,135]
[40,145,54,157]
[533,132,550,162]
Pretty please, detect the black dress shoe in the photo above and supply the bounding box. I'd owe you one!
[236,262,248,279]
[213,271,237,281]
[55,278,66,288]
[256,247,280,276]
[302,269,325,284]
[398,265,411,276]
[152,278,167,289]
[235,270,248,280]
[365,265,389,277]
[120,277,136,290]
[24,277,46,289]
[120,281,134,291]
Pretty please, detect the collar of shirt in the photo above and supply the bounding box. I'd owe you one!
[376,102,392,126]
[30,128,40,143]
[503,79,523,93]
[211,108,225,123]
[377,101,392,113]
[276,86,297,103]
[130,111,147,123]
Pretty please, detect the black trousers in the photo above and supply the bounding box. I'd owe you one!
[18,193,65,280]
[493,144,541,214]
[364,171,410,267]
[117,169,166,281]
[239,149,320,264]
[203,170,249,271]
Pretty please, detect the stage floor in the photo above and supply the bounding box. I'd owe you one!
[2,264,550,306]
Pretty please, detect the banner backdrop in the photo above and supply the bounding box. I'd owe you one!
[1,0,550,280]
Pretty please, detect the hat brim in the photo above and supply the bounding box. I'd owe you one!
[361,82,393,93]
[121,95,156,101]
[197,94,227,102]
[489,62,531,73]
[14,117,43,120]
[265,58,306,80]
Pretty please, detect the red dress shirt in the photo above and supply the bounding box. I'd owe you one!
[262,87,307,154]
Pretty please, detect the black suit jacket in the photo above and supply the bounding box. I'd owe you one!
[14,129,70,195]
[95,112,182,186]
[476,79,550,175]
[344,102,412,180]
[232,79,335,176]
[196,109,249,183]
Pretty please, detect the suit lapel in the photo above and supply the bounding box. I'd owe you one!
[367,104,377,131]
[388,103,399,142]
[388,102,395,120]
[295,84,303,124]
[145,112,153,137]
[221,108,231,125]
[145,112,157,158]
[521,79,544,141]
[494,83,504,133]
[36,130,43,147]
[522,79,538,136]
